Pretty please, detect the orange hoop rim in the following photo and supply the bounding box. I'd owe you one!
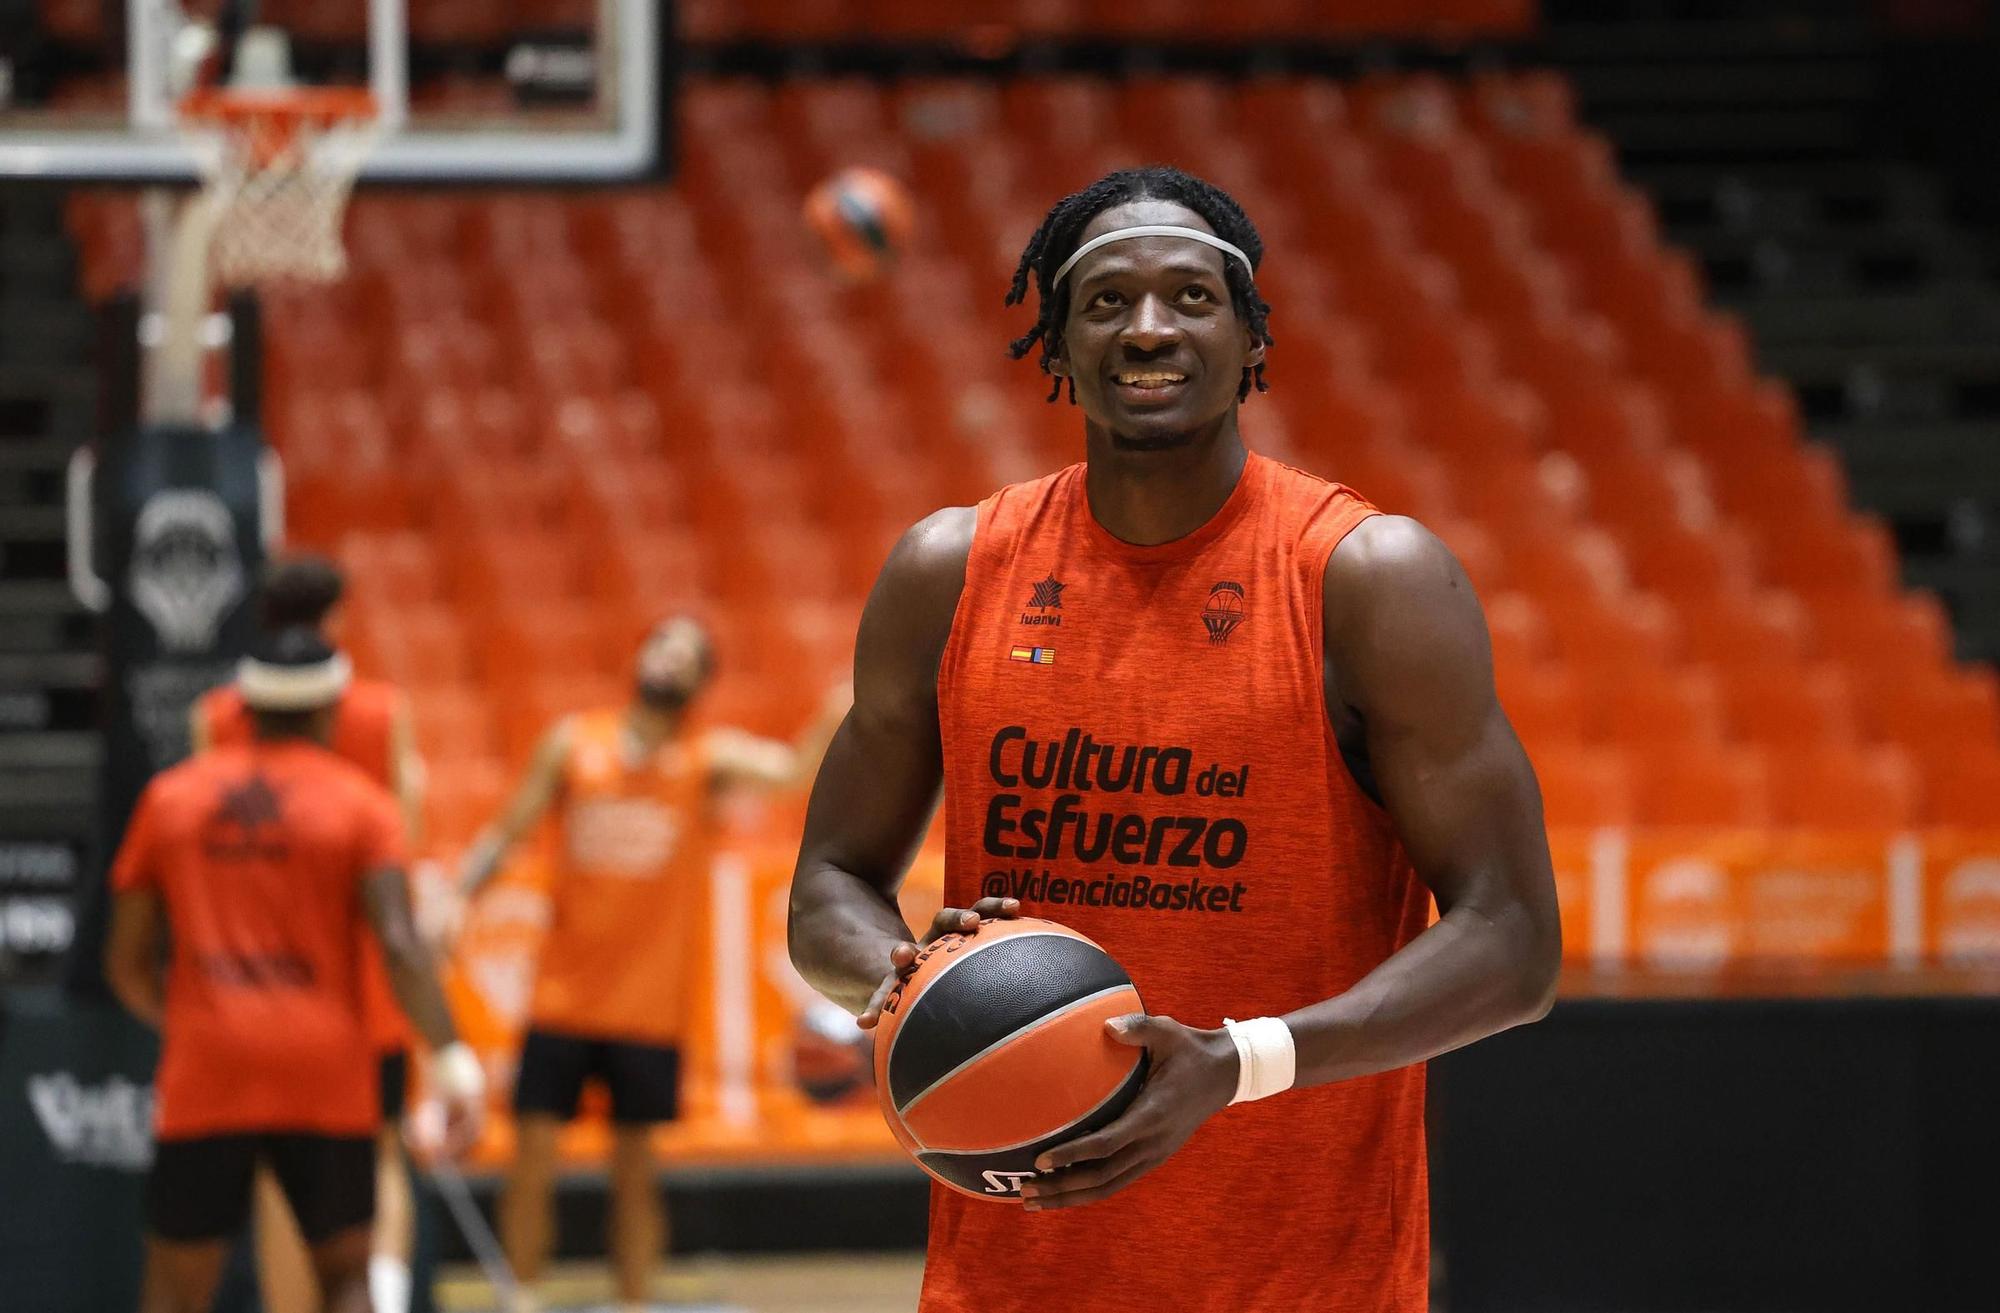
[179,86,378,131]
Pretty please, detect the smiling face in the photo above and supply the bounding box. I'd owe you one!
[1053,199,1264,452]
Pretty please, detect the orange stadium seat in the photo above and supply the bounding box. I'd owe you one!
[1634,744,1773,827]
[1482,591,1550,678]
[1543,593,1682,672]
[1577,667,1726,748]
[1915,746,2000,828]
[1532,745,1637,828]
[1718,662,1860,749]
[1680,587,1814,669]
[1852,666,2000,756]
[339,532,444,608]
[1768,746,1919,830]
[1618,520,1759,608]
[409,686,502,766]
[1803,590,1956,679]
[354,605,478,689]
[1497,664,1584,750]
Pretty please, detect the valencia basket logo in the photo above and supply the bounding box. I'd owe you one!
[1201,581,1247,646]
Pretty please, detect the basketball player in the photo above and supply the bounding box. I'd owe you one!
[191,553,426,1313]
[788,167,1562,1311]
[106,629,482,1313]
[450,615,846,1313]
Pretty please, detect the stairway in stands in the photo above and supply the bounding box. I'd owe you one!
[0,189,99,985]
[1545,2,2000,666]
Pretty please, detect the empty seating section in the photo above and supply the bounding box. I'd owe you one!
[61,70,2000,854]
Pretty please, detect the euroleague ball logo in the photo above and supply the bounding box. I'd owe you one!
[1201,581,1247,646]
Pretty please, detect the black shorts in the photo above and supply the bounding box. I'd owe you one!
[378,1050,409,1122]
[512,1028,681,1125]
[147,1133,374,1244]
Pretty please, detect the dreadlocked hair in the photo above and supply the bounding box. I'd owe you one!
[1005,165,1273,404]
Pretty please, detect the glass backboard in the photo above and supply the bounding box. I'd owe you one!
[0,0,666,182]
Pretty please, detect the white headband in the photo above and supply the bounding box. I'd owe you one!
[1050,225,1254,290]
[237,653,352,712]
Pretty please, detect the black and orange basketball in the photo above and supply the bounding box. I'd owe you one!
[804,166,914,282]
[873,917,1147,1202]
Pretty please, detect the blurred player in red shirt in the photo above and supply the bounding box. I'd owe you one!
[108,628,481,1313]
[192,553,426,1313]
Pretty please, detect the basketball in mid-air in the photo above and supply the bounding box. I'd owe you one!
[873,917,1147,1202]
[804,166,914,282]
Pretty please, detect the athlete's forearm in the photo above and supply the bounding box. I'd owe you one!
[383,951,459,1054]
[787,862,916,1014]
[364,869,460,1052]
[1282,897,1558,1089]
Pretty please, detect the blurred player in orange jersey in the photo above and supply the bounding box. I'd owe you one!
[108,628,482,1313]
[191,554,427,1313]
[449,614,846,1313]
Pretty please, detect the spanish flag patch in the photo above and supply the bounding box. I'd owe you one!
[1009,646,1055,665]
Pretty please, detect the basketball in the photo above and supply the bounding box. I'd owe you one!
[804,166,914,282]
[873,917,1147,1202]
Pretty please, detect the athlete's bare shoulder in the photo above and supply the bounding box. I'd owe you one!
[1326,514,1461,593]
[856,506,976,718]
[867,505,976,646]
[885,505,976,590]
[1322,513,1493,712]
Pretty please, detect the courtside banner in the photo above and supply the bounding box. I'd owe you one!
[1921,829,2000,963]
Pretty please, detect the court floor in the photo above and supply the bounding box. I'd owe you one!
[436,1253,926,1312]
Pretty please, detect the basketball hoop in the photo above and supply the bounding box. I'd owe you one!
[178,86,378,285]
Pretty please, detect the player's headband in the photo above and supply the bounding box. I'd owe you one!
[237,652,352,712]
[1050,225,1254,290]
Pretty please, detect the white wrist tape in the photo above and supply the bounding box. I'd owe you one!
[433,1042,485,1102]
[1222,1017,1296,1105]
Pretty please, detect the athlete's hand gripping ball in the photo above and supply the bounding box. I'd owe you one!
[855,896,1021,1031]
[1018,1014,1239,1211]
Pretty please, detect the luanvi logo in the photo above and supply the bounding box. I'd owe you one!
[982,1170,1037,1196]
[1202,581,1247,646]
[27,1072,155,1170]
[1021,574,1065,626]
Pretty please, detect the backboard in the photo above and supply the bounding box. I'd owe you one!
[0,0,666,183]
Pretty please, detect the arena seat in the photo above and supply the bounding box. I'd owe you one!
[1717,662,1861,750]
[1634,744,1773,827]
[1768,746,1919,830]
[1915,746,2000,828]
[1532,744,1637,828]
[1576,668,1726,748]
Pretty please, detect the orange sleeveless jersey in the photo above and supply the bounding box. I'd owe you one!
[111,742,405,1139]
[929,453,1432,1313]
[528,710,711,1046]
[200,677,412,1055]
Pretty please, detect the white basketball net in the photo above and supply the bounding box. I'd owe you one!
[187,110,377,285]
